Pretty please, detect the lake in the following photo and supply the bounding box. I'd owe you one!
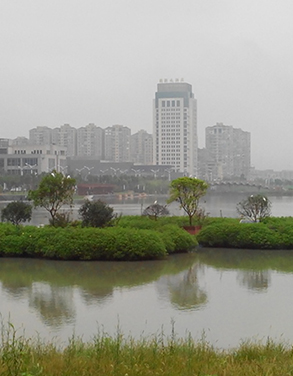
[1,193,293,349]
[1,249,293,349]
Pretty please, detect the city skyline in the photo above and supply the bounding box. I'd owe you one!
[1,1,293,171]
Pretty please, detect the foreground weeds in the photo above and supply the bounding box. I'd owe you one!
[1,324,293,375]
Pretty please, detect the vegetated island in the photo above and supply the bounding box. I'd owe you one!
[197,216,293,250]
[0,216,198,261]
[3,214,293,261]
[2,172,291,260]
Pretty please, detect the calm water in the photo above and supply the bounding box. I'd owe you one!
[1,250,293,349]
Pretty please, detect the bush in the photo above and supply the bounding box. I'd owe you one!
[49,211,74,227]
[79,199,115,227]
[158,225,198,253]
[1,201,32,225]
[117,215,191,229]
[0,216,201,261]
[117,215,160,230]
[197,221,286,249]
[0,225,168,261]
[117,216,198,253]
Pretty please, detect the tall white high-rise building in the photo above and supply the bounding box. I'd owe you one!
[153,80,197,175]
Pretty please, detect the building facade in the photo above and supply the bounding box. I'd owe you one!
[29,126,52,145]
[104,125,131,162]
[153,80,198,176]
[205,122,251,181]
[52,124,77,157]
[76,123,104,158]
[131,130,153,165]
[0,144,67,175]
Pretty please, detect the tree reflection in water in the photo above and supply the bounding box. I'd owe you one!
[80,288,113,305]
[237,270,271,292]
[28,283,75,327]
[157,263,207,310]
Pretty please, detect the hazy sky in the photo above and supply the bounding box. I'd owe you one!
[1,0,293,171]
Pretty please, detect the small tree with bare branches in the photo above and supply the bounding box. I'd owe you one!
[142,203,170,220]
[237,194,271,222]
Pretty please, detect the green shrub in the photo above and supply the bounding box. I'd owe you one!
[158,225,198,253]
[79,199,115,227]
[197,221,286,249]
[118,215,191,229]
[49,211,73,227]
[105,228,167,260]
[1,201,32,225]
[0,225,167,261]
[117,216,197,253]
[117,215,159,230]
[0,225,36,256]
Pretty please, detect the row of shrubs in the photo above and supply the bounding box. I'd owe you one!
[0,220,198,261]
[197,217,293,249]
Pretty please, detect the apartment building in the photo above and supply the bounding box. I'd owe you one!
[29,126,52,145]
[131,130,153,165]
[104,124,131,162]
[76,123,104,158]
[205,122,251,180]
[52,124,77,157]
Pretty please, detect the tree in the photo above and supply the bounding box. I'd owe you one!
[1,201,32,225]
[236,194,271,222]
[79,199,115,227]
[167,177,209,225]
[27,170,76,226]
[142,202,170,220]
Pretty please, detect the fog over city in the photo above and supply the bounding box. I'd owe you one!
[1,0,293,171]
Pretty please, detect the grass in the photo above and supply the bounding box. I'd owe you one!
[1,324,293,375]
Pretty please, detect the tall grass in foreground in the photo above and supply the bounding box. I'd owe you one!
[1,324,293,375]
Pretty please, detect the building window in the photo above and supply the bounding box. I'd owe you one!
[7,158,21,166]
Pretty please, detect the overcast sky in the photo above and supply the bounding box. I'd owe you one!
[1,0,293,171]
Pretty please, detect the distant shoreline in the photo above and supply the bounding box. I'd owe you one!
[1,189,293,203]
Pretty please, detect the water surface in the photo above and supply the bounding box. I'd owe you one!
[2,250,293,349]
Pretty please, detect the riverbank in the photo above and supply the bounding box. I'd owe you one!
[1,324,292,376]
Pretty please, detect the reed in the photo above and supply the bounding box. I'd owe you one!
[1,323,293,375]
